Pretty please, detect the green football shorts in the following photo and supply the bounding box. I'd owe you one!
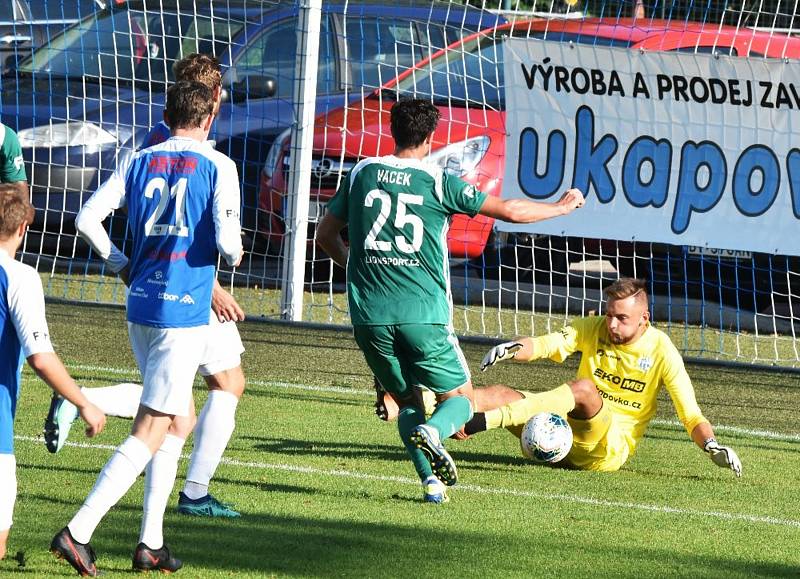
[352,323,470,400]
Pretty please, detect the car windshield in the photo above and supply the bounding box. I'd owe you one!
[28,0,102,21]
[17,3,244,90]
[388,29,636,110]
[391,33,506,110]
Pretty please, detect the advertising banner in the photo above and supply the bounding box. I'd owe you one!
[501,37,800,256]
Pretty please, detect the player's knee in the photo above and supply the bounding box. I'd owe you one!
[169,414,196,438]
[204,367,245,398]
[569,379,599,407]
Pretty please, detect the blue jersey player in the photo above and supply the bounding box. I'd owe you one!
[45,54,247,519]
[0,185,106,560]
[51,80,243,576]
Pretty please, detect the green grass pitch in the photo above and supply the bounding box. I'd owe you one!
[4,302,799,577]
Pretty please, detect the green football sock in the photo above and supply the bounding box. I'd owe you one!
[427,395,472,439]
[398,406,433,481]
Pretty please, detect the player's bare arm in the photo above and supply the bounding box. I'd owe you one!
[477,188,584,223]
[27,352,106,437]
[316,212,348,268]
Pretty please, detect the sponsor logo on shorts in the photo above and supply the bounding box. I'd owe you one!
[180,294,195,305]
[158,292,179,302]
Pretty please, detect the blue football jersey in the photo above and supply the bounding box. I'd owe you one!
[140,121,171,149]
[0,249,55,454]
[78,137,242,328]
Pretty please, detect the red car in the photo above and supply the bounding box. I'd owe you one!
[258,18,800,260]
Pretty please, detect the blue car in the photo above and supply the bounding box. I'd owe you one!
[0,0,502,255]
[0,0,104,72]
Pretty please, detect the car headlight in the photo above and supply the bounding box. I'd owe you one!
[427,135,490,178]
[17,122,118,148]
[263,127,292,180]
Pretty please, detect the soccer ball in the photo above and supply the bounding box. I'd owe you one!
[520,412,573,463]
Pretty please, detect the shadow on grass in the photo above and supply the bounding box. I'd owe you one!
[240,435,528,470]
[29,511,800,577]
[242,388,367,409]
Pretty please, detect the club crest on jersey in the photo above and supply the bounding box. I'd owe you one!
[637,356,653,372]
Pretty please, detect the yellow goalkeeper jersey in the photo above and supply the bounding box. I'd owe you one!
[529,316,709,454]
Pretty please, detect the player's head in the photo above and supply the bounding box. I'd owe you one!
[390,99,440,150]
[604,277,649,345]
[0,183,34,245]
[164,80,215,132]
[173,53,222,115]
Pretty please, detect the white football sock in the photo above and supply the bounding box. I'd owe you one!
[182,390,239,499]
[81,383,143,419]
[68,436,152,544]
[140,434,185,550]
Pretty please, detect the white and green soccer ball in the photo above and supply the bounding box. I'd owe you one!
[520,412,573,463]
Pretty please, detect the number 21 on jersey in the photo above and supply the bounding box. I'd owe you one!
[143,177,189,237]
[364,190,423,253]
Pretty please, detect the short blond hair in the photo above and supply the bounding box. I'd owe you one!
[605,277,648,304]
[0,183,34,239]
[172,53,221,92]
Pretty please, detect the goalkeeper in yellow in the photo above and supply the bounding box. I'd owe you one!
[471,277,741,475]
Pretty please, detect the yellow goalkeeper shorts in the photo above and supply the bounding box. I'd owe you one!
[564,403,631,472]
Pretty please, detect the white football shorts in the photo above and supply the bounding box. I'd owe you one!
[0,454,16,531]
[198,313,244,377]
[128,322,209,416]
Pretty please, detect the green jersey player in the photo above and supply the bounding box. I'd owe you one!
[0,123,28,198]
[316,99,584,503]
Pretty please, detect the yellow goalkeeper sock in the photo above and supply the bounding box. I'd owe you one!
[484,383,576,430]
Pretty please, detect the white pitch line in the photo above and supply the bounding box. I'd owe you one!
[13,435,800,530]
[64,362,800,443]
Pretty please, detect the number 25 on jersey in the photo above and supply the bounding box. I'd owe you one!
[364,190,423,253]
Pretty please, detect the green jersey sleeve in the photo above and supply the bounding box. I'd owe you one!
[440,173,487,217]
[325,171,351,221]
[0,124,27,183]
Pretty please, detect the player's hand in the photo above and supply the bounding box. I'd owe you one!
[557,188,585,214]
[211,284,245,322]
[79,403,106,438]
[480,341,523,371]
[704,439,742,477]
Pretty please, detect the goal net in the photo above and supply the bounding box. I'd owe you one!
[3,0,800,367]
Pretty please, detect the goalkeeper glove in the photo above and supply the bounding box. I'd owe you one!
[704,438,742,477]
[480,341,523,371]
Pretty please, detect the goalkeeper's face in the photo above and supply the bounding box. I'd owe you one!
[605,295,649,345]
